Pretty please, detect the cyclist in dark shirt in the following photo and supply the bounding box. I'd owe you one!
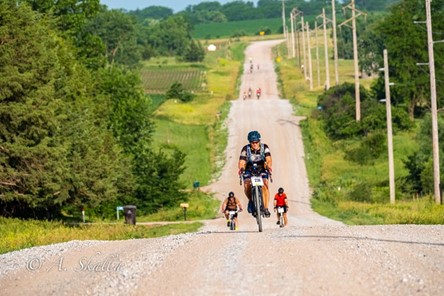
[238,130,272,217]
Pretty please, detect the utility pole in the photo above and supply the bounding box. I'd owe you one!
[306,21,313,90]
[332,0,339,86]
[290,8,303,63]
[301,16,307,79]
[339,0,366,121]
[315,21,321,87]
[292,8,303,67]
[425,0,441,204]
[380,49,396,204]
[281,0,287,39]
[317,8,331,90]
[290,9,296,58]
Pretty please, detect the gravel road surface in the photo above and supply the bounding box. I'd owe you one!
[1,39,443,296]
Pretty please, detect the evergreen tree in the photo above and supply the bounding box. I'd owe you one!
[0,2,128,218]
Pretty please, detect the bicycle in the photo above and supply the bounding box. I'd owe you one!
[276,206,285,228]
[227,210,238,231]
[240,164,272,232]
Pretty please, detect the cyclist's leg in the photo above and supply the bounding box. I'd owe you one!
[284,207,288,225]
[243,178,252,199]
[243,178,254,214]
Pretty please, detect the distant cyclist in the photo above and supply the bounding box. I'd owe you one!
[238,131,272,217]
[274,187,289,226]
[221,192,243,229]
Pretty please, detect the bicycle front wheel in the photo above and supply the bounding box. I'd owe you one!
[230,219,235,231]
[254,186,263,232]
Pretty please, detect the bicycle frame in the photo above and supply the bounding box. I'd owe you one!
[228,210,237,231]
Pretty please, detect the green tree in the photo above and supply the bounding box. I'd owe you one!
[0,2,125,218]
[182,40,205,62]
[0,2,68,217]
[149,15,194,56]
[404,114,444,195]
[221,1,255,21]
[22,0,102,36]
[370,0,444,118]
[83,10,142,67]
[129,6,173,22]
[97,66,187,214]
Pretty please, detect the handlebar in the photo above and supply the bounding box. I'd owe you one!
[238,169,272,184]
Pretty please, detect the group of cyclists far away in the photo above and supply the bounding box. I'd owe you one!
[243,57,261,100]
[221,130,289,231]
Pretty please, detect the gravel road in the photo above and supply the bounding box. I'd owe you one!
[1,39,443,296]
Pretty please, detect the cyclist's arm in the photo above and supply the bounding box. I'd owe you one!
[238,159,246,171]
[221,200,227,212]
[236,198,243,211]
[265,155,272,171]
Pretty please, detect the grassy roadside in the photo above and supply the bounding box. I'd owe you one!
[274,40,444,225]
[0,217,203,255]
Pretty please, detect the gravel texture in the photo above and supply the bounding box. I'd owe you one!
[1,40,443,296]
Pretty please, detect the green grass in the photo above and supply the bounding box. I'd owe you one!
[152,118,212,188]
[148,94,167,111]
[0,191,221,254]
[0,217,202,255]
[312,198,444,225]
[138,190,220,222]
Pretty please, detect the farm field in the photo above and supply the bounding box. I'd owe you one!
[141,67,207,94]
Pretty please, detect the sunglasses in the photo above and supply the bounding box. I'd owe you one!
[250,141,260,144]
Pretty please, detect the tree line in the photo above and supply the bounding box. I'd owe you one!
[0,0,203,219]
[130,0,400,26]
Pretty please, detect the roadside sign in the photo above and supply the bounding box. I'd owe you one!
[116,206,124,220]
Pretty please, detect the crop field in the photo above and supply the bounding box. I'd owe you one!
[141,68,207,94]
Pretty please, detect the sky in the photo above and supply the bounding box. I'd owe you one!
[101,1,259,13]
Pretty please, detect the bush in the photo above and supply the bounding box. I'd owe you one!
[345,132,387,165]
[166,82,195,102]
[348,182,373,202]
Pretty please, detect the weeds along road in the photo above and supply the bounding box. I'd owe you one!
[1,40,443,296]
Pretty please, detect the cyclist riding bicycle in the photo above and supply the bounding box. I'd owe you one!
[256,88,261,99]
[274,187,289,226]
[238,130,272,217]
[221,192,243,229]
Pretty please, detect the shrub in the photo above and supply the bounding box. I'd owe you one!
[166,82,195,102]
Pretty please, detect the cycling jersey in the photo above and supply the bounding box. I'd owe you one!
[239,143,271,172]
[274,193,287,207]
